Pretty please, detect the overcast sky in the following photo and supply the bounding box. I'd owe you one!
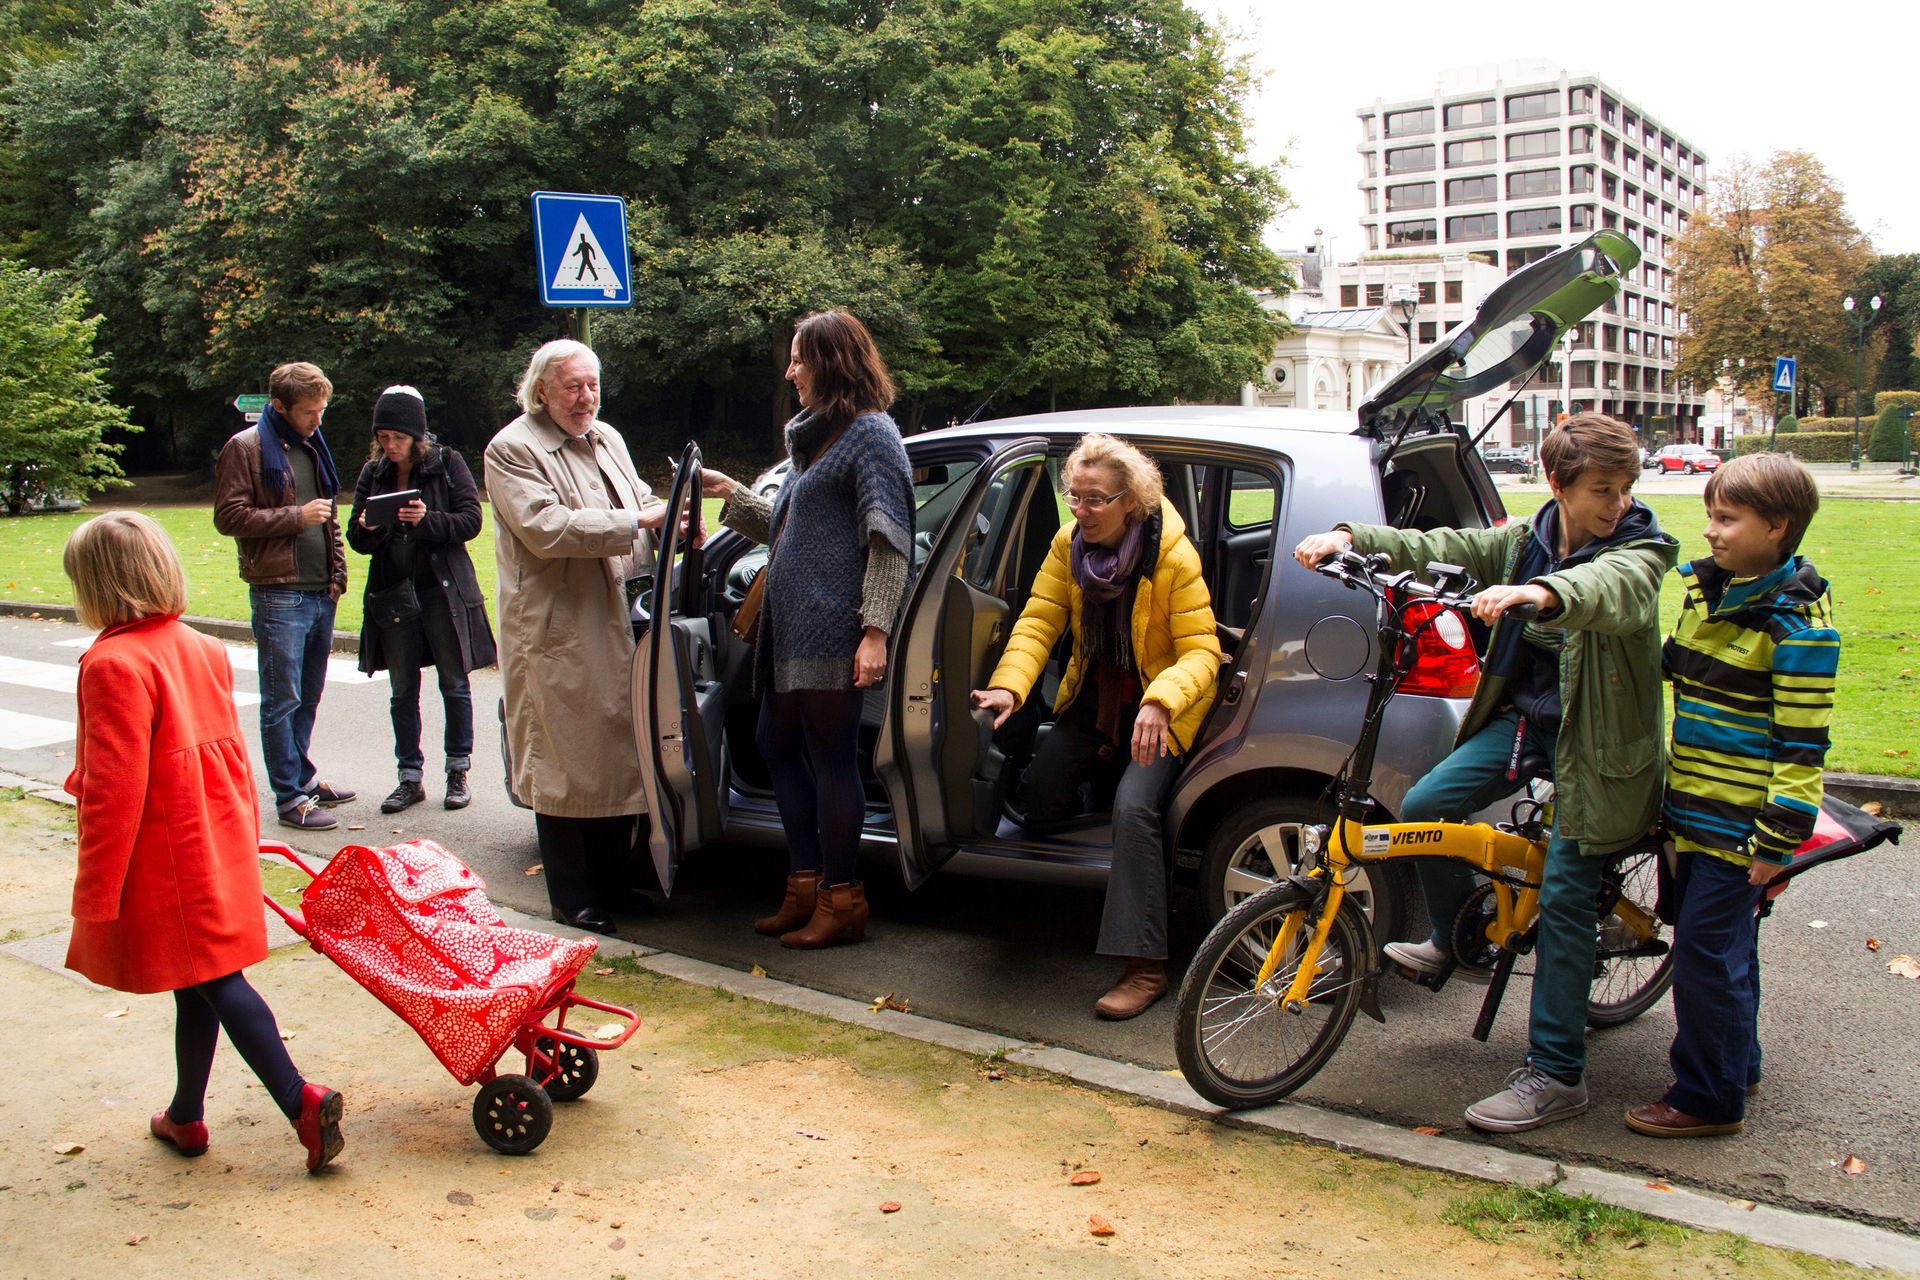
[1191,0,1915,259]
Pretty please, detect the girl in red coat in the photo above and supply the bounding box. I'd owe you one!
[63,512,344,1172]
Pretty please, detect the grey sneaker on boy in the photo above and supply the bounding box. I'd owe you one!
[1464,1065,1589,1133]
[1382,938,1492,984]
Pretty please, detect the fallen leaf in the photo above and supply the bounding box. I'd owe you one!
[1841,1154,1867,1175]
[880,1201,902,1213]
[1413,1125,1443,1136]
[868,991,911,1013]
[1644,1181,1673,1192]
[629,1063,645,1072]
[1806,920,1829,929]
[524,865,543,877]
[750,964,768,977]
[126,1236,147,1247]
[609,1221,623,1229]
[346,824,366,831]
[1861,800,1884,816]
[104,1008,128,1019]
[1089,1214,1116,1237]
[593,968,615,976]
[797,1129,828,1141]
[524,1208,556,1221]
[1890,955,1920,981]
[1866,938,1882,952]
[609,1238,626,1251]
[446,1190,475,1206]
[985,1070,1005,1081]
[279,1030,296,1041]
[1069,1171,1102,1186]
[52,1143,84,1155]
[1726,1199,1757,1211]
[593,1023,622,1039]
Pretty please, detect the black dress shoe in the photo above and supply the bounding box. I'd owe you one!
[553,908,618,936]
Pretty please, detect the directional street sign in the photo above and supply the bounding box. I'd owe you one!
[233,394,269,413]
[1773,357,1796,393]
[531,191,632,308]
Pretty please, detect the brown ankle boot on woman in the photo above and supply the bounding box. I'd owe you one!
[754,870,820,936]
[779,881,869,949]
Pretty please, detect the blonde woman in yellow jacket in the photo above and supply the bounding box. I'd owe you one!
[972,434,1221,1019]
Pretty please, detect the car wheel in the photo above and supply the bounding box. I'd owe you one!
[1683,462,1695,475]
[1199,795,1409,941]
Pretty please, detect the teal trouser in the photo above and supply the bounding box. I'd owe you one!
[1399,710,1605,1080]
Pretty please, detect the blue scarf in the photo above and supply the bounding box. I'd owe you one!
[257,401,341,499]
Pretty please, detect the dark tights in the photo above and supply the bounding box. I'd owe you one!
[170,970,305,1124]
[756,686,865,885]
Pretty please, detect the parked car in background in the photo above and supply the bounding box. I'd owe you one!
[1652,443,1721,474]
[1478,445,1532,474]
[628,230,1644,940]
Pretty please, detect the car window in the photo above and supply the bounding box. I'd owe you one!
[1226,469,1276,530]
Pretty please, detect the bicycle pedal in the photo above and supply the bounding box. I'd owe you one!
[1388,959,1453,991]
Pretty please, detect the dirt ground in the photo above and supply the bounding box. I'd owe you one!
[0,794,1870,1279]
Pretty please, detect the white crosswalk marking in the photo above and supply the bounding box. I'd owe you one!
[0,708,79,750]
[50,636,373,686]
[0,653,261,708]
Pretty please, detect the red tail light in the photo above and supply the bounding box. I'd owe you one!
[1395,599,1480,698]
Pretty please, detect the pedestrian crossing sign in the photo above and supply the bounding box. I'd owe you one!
[1772,357,1796,393]
[531,191,632,308]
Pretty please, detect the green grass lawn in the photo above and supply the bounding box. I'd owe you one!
[4,493,1912,776]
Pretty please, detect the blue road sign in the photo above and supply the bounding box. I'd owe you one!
[531,191,632,308]
[1773,357,1796,393]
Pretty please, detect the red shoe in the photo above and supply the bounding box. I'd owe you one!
[293,1083,344,1172]
[150,1110,209,1157]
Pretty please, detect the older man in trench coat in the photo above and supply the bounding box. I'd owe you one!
[485,339,668,935]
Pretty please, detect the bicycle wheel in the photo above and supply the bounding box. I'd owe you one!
[1586,847,1675,1028]
[1175,880,1368,1110]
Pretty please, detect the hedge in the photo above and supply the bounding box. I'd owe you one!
[1774,414,1798,434]
[1875,390,1920,414]
[1730,432,1856,462]
[1794,416,1882,434]
[1869,403,1916,461]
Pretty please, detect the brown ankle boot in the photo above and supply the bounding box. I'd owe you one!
[779,881,868,949]
[754,871,820,936]
[1093,958,1168,1020]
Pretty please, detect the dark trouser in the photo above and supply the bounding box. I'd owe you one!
[249,585,336,813]
[1663,851,1765,1123]
[1020,698,1181,961]
[382,588,473,782]
[170,970,305,1123]
[535,813,639,917]
[1400,710,1537,945]
[756,687,865,886]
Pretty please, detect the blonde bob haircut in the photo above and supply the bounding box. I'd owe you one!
[1064,433,1164,525]
[63,511,188,631]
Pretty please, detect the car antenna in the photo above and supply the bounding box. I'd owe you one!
[962,344,1042,425]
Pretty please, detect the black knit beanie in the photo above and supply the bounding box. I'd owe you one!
[371,386,428,439]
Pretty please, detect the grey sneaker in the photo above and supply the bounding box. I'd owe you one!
[1382,938,1491,984]
[1465,1065,1589,1133]
[279,798,339,831]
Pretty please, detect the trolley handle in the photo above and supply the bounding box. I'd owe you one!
[259,839,321,938]
[546,992,644,1051]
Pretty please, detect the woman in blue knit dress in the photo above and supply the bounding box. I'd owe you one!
[698,311,915,949]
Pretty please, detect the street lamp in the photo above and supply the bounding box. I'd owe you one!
[1394,291,1418,364]
[1844,293,1882,470]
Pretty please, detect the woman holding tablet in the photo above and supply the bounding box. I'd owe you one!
[347,386,496,814]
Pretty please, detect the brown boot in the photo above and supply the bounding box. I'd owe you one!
[779,881,869,949]
[1094,958,1169,1020]
[754,871,820,937]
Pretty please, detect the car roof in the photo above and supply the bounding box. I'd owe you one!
[911,404,1364,451]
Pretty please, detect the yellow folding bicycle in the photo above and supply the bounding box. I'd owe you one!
[1174,552,1672,1110]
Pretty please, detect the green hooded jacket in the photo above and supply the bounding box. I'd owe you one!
[1339,509,1678,855]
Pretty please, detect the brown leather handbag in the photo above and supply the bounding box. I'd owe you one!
[730,559,770,643]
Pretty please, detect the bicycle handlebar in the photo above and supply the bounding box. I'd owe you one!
[1314,550,1540,622]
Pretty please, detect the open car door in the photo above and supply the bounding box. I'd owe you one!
[874,437,1051,890]
[631,442,729,895]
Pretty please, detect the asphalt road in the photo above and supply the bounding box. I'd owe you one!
[2,608,1915,1237]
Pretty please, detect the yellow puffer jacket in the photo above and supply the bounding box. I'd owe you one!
[987,500,1222,754]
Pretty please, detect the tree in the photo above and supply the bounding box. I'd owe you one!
[1856,253,1920,394]
[1673,151,1871,416]
[1773,413,1798,434]
[0,259,135,514]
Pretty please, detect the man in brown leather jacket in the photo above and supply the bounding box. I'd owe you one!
[212,361,357,831]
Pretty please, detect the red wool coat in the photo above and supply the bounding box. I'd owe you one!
[64,616,269,994]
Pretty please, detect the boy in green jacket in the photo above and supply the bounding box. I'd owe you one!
[1295,413,1678,1132]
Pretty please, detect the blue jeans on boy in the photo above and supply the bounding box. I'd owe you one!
[380,589,472,783]
[1400,709,1605,1080]
[1663,852,1764,1123]
[250,586,335,813]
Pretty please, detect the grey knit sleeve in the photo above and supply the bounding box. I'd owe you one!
[859,533,910,633]
[719,486,773,544]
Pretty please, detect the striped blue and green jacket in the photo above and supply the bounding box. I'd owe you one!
[1663,556,1839,866]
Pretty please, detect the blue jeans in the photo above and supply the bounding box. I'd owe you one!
[381,588,472,781]
[1663,852,1764,1122]
[1398,709,1604,1080]
[250,586,336,813]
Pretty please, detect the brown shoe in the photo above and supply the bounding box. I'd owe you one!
[1625,1100,1742,1138]
[780,881,868,949]
[754,871,820,936]
[1094,958,1169,1020]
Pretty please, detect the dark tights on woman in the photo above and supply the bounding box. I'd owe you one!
[169,970,305,1124]
[756,686,865,885]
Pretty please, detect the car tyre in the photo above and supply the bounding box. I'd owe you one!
[1199,795,1409,941]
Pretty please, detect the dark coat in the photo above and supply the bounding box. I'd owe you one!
[347,446,497,675]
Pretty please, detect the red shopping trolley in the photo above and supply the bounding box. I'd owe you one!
[262,838,641,1154]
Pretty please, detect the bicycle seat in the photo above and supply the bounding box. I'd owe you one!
[1516,746,1554,783]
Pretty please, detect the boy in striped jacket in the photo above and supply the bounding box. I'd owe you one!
[1628,452,1839,1138]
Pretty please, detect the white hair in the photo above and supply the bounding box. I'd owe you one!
[516,340,601,414]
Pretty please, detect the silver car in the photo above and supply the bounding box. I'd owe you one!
[634,231,1641,938]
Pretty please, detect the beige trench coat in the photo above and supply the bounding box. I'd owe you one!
[484,409,656,818]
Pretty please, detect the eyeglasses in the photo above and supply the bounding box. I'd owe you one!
[1060,490,1124,510]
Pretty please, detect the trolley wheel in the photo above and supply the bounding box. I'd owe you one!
[533,1037,600,1102]
[1586,847,1675,1028]
[1174,880,1368,1110]
[472,1074,553,1155]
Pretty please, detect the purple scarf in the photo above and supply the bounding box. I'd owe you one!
[1071,518,1145,668]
